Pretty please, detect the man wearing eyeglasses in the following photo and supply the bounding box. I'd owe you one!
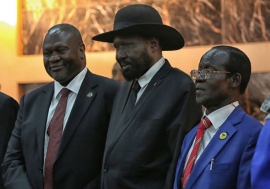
[173,45,262,189]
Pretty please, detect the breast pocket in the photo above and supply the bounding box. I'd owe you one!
[203,163,235,189]
[211,163,230,170]
[204,163,231,172]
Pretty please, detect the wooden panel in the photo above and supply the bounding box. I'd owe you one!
[20,0,270,54]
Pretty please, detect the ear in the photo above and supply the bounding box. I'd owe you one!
[79,43,86,59]
[229,73,241,88]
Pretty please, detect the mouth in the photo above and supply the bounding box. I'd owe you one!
[119,62,131,70]
[195,85,205,92]
[50,64,65,72]
[196,88,204,91]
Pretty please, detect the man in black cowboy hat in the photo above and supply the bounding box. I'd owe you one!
[92,4,201,189]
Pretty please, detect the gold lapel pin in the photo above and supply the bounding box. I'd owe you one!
[219,132,227,140]
[87,92,93,98]
[154,82,157,86]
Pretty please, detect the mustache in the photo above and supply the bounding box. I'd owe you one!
[118,60,133,67]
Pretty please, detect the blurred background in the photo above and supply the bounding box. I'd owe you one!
[0,0,270,121]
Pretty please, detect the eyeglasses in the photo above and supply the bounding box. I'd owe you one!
[190,69,231,81]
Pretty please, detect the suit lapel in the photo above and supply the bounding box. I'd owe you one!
[105,60,172,159]
[121,81,133,114]
[35,83,54,163]
[186,106,244,189]
[175,129,197,188]
[110,81,132,136]
[57,71,97,159]
[123,60,171,123]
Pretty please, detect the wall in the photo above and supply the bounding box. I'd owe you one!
[1,21,270,102]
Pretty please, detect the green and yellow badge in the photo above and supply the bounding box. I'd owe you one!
[87,92,93,98]
[219,132,227,140]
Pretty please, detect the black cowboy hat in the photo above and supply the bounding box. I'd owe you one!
[92,4,185,51]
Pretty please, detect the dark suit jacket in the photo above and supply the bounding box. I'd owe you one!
[174,106,262,189]
[0,92,19,189]
[101,60,202,189]
[2,70,119,189]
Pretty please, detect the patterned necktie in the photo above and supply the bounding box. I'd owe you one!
[182,117,212,187]
[131,80,141,104]
[125,80,141,110]
[132,80,141,94]
[44,88,70,189]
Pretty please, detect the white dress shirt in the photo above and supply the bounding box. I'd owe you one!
[184,101,239,169]
[43,67,87,170]
[135,57,165,103]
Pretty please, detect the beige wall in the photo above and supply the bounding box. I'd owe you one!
[1,21,270,102]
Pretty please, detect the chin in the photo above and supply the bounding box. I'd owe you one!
[196,98,205,106]
[54,76,69,85]
[122,72,137,81]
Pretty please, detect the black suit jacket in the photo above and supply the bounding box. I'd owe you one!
[0,92,19,189]
[102,60,202,189]
[2,70,119,189]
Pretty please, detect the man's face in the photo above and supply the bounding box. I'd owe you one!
[195,50,232,113]
[113,35,154,81]
[42,29,85,86]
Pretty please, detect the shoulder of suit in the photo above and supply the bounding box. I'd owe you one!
[23,82,54,97]
[0,91,10,99]
[170,67,191,77]
[161,68,194,87]
[226,107,262,133]
[90,73,120,87]
[0,91,16,102]
[239,113,263,130]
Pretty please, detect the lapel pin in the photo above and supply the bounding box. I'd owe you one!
[87,92,93,98]
[154,82,157,86]
[219,132,227,140]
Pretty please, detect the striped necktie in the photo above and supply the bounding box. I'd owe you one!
[182,117,212,187]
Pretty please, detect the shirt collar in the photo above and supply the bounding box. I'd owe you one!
[204,101,239,130]
[53,67,87,98]
[137,57,165,88]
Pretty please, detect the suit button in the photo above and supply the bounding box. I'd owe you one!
[104,165,108,172]
[39,167,43,173]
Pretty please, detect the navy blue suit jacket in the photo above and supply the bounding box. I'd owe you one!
[174,106,262,189]
[2,70,119,189]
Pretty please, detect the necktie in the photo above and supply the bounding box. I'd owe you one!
[132,80,141,93]
[130,80,141,104]
[182,117,212,187]
[125,80,141,111]
[44,88,70,189]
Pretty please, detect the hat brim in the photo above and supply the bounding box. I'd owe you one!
[92,24,185,51]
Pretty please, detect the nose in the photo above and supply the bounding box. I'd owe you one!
[49,54,60,63]
[116,49,127,60]
[195,74,206,82]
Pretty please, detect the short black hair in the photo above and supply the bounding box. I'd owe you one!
[46,23,83,44]
[211,45,251,94]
